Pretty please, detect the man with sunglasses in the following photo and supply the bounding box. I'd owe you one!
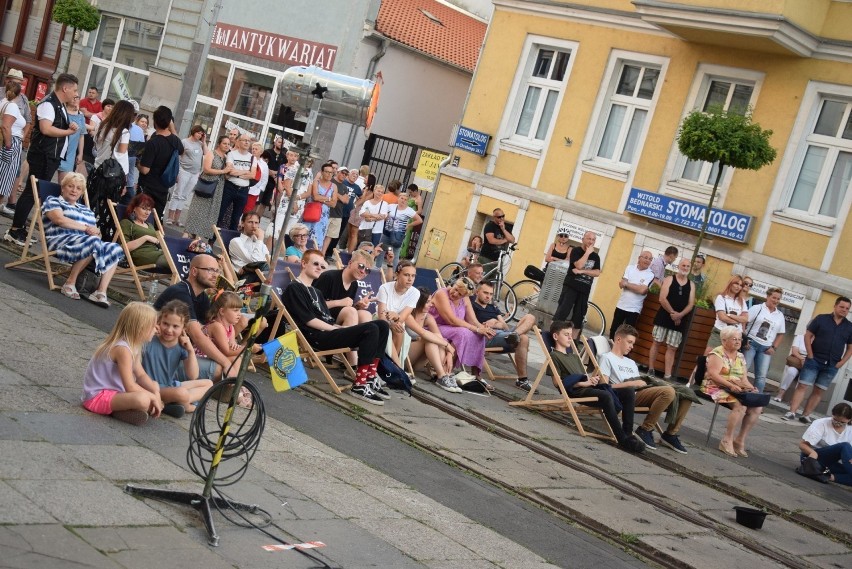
[479,208,515,265]
[314,250,376,331]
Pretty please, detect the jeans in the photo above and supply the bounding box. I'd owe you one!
[218,180,249,230]
[744,340,772,393]
[804,442,852,486]
[377,233,401,272]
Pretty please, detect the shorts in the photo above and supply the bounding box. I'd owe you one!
[487,328,518,352]
[83,389,119,415]
[798,358,839,390]
[706,328,722,349]
[326,217,343,239]
[652,325,682,347]
[177,357,219,383]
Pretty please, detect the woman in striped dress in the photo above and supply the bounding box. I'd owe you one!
[0,82,26,210]
[43,172,124,307]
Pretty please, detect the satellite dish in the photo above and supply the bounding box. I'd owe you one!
[277,66,380,128]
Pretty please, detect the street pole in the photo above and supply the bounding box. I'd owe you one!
[178,0,223,138]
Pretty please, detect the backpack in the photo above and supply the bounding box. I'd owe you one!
[87,157,126,242]
[160,141,180,187]
[377,354,411,395]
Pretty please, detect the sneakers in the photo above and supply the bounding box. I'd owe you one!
[515,378,532,392]
[162,403,186,418]
[350,383,384,406]
[437,375,463,393]
[799,415,814,425]
[3,229,27,247]
[660,432,688,454]
[782,411,797,421]
[112,410,149,426]
[618,434,645,453]
[1,205,14,216]
[505,333,520,348]
[370,376,392,400]
[635,427,657,450]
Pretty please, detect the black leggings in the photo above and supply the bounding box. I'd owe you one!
[303,320,390,366]
[568,385,636,442]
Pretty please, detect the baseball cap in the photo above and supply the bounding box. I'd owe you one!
[5,68,24,80]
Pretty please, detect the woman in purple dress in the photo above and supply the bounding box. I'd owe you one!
[428,277,494,381]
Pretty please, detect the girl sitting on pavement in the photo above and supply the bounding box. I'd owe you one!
[81,302,163,425]
[142,300,213,415]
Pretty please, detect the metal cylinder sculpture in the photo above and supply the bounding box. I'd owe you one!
[277,65,380,128]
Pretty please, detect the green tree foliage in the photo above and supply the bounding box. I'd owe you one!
[676,105,777,264]
[52,0,101,73]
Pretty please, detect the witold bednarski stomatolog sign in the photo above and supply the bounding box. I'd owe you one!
[211,23,338,71]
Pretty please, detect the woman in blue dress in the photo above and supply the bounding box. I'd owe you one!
[57,95,86,184]
[43,173,124,307]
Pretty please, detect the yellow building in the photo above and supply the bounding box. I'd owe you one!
[421,0,852,410]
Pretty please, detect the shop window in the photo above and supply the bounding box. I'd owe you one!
[85,14,163,102]
[1,0,24,47]
[199,59,230,100]
[225,68,275,121]
[499,36,578,158]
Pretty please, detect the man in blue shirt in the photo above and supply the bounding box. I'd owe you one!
[785,297,852,424]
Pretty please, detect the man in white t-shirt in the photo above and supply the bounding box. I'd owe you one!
[217,133,255,230]
[376,260,419,363]
[744,287,786,393]
[798,402,852,486]
[598,324,694,454]
[610,251,655,340]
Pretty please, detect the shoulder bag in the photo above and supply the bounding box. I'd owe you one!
[302,181,331,223]
[383,205,405,248]
[193,176,217,198]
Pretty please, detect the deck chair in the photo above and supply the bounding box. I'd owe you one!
[161,235,200,284]
[211,225,241,284]
[333,249,352,269]
[482,348,517,382]
[508,326,615,441]
[357,268,384,315]
[413,267,442,293]
[262,265,355,393]
[106,200,173,300]
[582,335,662,435]
[5,176,90,290]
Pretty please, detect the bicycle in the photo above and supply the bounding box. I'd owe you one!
[505,267,607,337]
[440,244,518,319]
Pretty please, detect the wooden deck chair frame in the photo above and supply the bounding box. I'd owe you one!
[211,224,241,284]
[508,326,616,441]
[5,176,89,290]
[581,335,663,435]
[106,200,172,300]
[482,348,517,382]
[332,248,352,270]
[261,265,356,393]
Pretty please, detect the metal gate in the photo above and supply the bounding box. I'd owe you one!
[361,134,442,188]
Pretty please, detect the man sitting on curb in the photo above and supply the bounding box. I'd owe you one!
[548,320,645,453]
[471,280,536,391]
[597,324,694,454]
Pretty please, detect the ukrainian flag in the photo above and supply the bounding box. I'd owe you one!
[262,331,308,392]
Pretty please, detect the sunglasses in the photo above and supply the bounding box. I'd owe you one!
[557,233,568,238]
[743,283,753,287]
[310,261,328,270]
[494,215,505,219]
[355,263,371,273]
[459,277,476,292]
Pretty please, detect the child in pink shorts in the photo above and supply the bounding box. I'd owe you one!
[82,302,164,425]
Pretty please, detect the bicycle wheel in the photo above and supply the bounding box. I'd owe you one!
[438,262,464,287]
[509,279,540,323]
[582,301,607,337]
[497,281,518,321]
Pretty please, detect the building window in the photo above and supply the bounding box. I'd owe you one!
[500,37,578,157]
[785,99,852,220]
[84,14,163,101]
[594,62,661,166]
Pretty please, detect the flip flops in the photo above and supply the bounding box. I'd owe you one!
[61,283,80,299]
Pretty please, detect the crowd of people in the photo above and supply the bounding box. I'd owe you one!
[3,70,849,485]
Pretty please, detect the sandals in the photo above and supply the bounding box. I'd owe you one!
[87,291,110,308]
[61,283,80,299]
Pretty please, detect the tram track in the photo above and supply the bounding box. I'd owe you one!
[302,382,844,569]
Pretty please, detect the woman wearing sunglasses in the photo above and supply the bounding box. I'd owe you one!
[428,277,495,388]
[282,249,390,406]
[799,402,852,485]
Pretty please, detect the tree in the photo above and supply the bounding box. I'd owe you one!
[52,0,101,75]
[676,105,777,266]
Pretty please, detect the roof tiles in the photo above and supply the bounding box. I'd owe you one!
[376,0,487,72]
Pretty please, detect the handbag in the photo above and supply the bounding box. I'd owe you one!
[357,228,373,243]
[786,354,804,370]
[302,201,322,222]
[732,392,770,408]
[193,177,217,198]
[796,457,830,483]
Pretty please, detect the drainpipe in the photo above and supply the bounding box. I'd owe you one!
[342,36,388,165]
[411,154,451,262]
